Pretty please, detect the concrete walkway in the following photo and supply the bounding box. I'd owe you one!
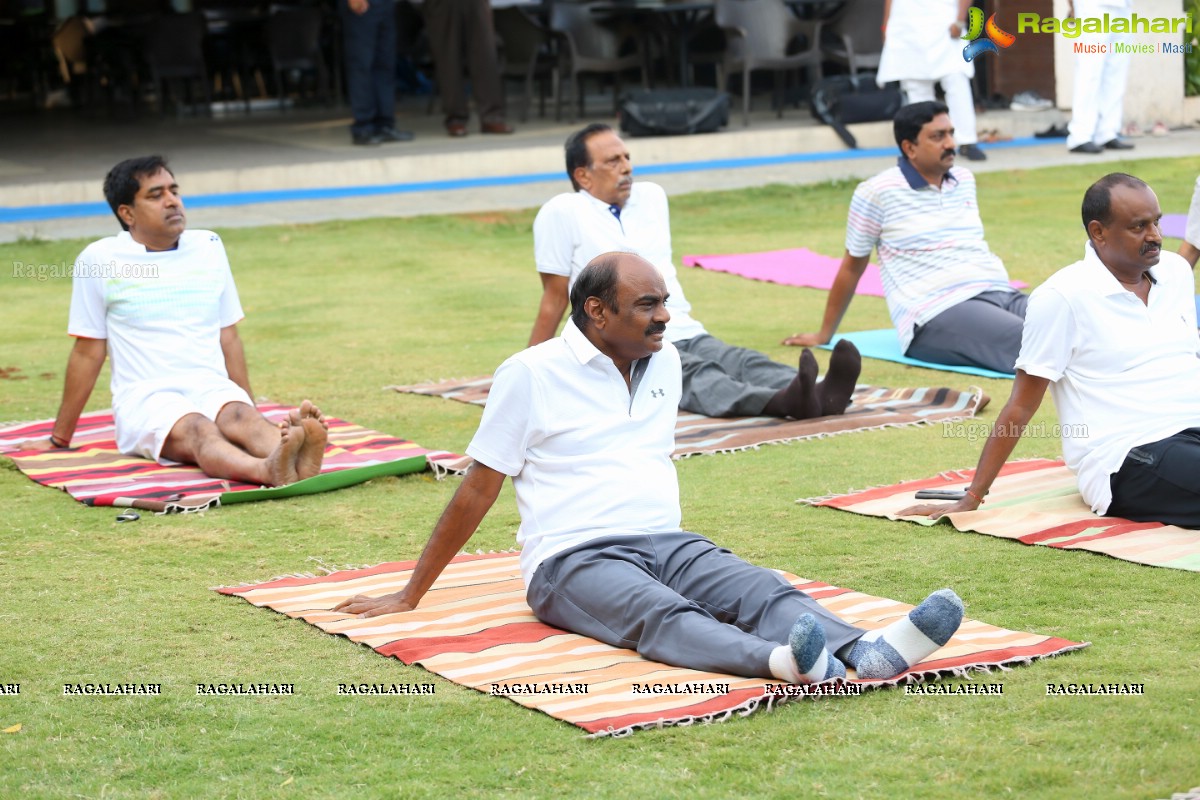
[1,97,1196,243]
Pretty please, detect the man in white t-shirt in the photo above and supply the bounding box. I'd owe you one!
[27,156,327,487]
[902,174,1200,526]
[337,253,965,685]
[1180,176,1200,268]
[528,123,862,421]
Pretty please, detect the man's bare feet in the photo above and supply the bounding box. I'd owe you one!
[295,417,328,480]
[288,399,328,429]
[265,423,305,486]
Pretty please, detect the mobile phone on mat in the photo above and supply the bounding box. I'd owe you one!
[913,489,968,501]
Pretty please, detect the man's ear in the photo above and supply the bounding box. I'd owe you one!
[899,139,916,160]
[584,295,606,328]
[118,204,135,228]
[572,166,591,192]
[1086,219,1106,247]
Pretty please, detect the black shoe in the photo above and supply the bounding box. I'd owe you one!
[1070,142,1103,154]
[1102,138,1135,150]
[378,126,414,143]
[959,143,986,161]
[352,131,383,146]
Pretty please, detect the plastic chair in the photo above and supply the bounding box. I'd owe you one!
[821,0,883,77]
[494,5,557,122]
[549,2,646,122]
[715,0,823,126]
[144,12,212,116]
[265,6,329,110]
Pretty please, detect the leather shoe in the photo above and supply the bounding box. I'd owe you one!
[1070,142,1103,154]
[958,143,986,161]
[481,121,514,134]
[1102,138,1135,150]
[351,131,382,146]
[446,121,468,137]
[378,126,414,143]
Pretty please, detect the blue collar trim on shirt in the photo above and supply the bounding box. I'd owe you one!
[897,156,958,190]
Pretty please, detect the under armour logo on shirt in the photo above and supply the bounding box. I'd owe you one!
[651,388,664,398]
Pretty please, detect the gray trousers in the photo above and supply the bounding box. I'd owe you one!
[675,334,797,417]
[424,0,505,125]
[526,531,864,679]
[907,290,1029,374]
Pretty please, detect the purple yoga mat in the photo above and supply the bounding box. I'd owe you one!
[1161,214,1187,240]
[683,248,1026,296]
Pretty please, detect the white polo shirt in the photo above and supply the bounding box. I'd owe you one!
[532,181,707,343]
[466,320,683,585]
[1016,244,1200,514]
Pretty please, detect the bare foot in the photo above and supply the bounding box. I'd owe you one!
[295,417,328,480]
[264,423,305,486]
[288,399,328,429]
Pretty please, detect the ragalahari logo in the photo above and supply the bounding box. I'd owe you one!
[962,7,1016,61]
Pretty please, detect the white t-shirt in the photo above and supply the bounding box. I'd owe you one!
[532,181,707,343]
[67,230,245,408]
[1016,244,1200,514]
[466,320,683,585]
[1186,175,1200,249]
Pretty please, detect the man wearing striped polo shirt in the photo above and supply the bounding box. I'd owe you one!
[787,101,1028,374]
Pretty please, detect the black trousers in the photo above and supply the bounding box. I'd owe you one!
[1108,428,1200,528]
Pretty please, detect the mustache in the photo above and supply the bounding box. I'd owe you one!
[1141,242,1161,254]
[941,149,955,159]
[645,322,667,336]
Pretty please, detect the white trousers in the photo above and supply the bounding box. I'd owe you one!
[1066,45,1130,149]
[901,73,978,146]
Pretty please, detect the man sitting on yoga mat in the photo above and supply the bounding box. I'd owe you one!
[786,101,1028,374]
[527,123,862,421]
[902,173,1200,527]
[25,156,327,487]
[338,253,965,684]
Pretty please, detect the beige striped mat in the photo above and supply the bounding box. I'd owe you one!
[388,376,987,459]
[807,458,1200,571]
[217,552,1085,737]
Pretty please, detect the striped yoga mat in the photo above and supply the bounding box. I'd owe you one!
[808,459,1200,571]
[216,551,1086,737]
[681,248,1027,297]
[389,377,987,458]
[0,405,457,512]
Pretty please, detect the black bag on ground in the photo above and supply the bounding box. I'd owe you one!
[619,88,730,137]
[809,73,903,149]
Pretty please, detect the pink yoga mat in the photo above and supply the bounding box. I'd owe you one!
[683,248,1026,297]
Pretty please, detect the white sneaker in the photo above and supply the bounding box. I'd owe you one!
[1009,91,1053,111]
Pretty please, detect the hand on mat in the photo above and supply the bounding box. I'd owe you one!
[782,332,829,347]
[333,592,415,618]
[897,497,981,519]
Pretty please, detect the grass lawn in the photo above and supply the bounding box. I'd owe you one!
[2,157,1199,799]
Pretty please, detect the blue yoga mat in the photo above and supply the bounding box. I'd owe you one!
[818,330,1016,379]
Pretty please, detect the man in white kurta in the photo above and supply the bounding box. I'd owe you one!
[878,0,984,160]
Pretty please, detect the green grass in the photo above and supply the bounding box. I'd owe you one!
[2,158,1199,799]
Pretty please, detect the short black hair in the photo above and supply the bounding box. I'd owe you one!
[564,124,613,191]
[103,156,172,230]
[1081,172,1150,231]
[569,253,622,330]
[893,101,949,150]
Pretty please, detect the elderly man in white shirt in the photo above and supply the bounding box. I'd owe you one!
[338,253,965,684]
[902,173,1200,526]
[528,123,862,422]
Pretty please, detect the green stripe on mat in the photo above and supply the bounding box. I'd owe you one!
[219,455,428,504]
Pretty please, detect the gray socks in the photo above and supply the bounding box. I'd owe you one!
[840,589,964,680]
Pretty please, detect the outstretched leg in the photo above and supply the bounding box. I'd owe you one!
[161,413,304,486]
